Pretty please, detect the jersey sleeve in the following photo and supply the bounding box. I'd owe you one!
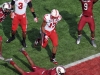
[43,14,50,23]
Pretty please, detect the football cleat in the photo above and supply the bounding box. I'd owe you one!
[20,48,25,52]
[5,58,13,63]
[50,58,58,65]
[76,35,81,44]
[21,40,27,48]
[91,40,97,47]
[34,39,40,47]
[0,56,4,60]
[6,37,15,43]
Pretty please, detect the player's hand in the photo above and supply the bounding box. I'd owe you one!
[34,17,38,23]
[79,13,82,17]
[10,12,15,19]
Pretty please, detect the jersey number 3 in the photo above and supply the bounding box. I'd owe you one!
[84,3,88,10]
[18,3,23,9]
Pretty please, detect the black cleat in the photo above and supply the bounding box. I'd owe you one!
[50,58,58,65]
[34,38,40,47]
[6,37,15,43]
[21,40,27,47]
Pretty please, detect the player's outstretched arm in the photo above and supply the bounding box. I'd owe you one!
[28,0,38,22]
[5,58,25,74]
[20,48,36,67]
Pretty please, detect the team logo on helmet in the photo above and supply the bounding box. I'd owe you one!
[56,66,66,75]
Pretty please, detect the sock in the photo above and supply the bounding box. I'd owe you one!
[0,53,2,57]
[22,51,28,56]
[10,61,15,66]
[91,37,95,40]
[51,53,56,59]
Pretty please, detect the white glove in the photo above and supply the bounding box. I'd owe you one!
[34,17,38,23]
[79,13,83,17]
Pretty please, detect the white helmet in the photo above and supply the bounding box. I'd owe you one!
[2,2,11,12]
[51,9,59,17]
[56,66,66,75]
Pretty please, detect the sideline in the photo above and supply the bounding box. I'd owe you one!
[64,53,100,68]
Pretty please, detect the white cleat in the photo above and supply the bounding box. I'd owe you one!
[77,39,80,44]
[20,48,25,52]
[5,58,13,63]
[76,35,81,44]
[91,40,97,47]
[0,56,4,60]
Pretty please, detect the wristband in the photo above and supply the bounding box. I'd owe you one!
[32,12,36,18]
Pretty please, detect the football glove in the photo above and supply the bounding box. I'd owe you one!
[34,17,38,23]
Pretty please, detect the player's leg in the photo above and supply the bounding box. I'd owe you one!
[0,36,4,60]
[34,30,49,48]
[20,48,35,68]
[77,16,86,44]
[20,14,27,47]
[88,17,96,47]
[5,58,25,74]
[49,30,58,64]
[6,14,19,43]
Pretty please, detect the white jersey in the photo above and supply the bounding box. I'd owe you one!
[13,0,30,15]
[44,14,62,32]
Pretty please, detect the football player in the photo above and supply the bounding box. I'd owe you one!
[0,2,11,22]
[77,0,98,47]
[5,48,66,75]
[6,0,38,47]
[34,9,62,64]
[0,2,11,60]
[0,36,4,60]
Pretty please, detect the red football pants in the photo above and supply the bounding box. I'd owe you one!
[12,13,27,32]
[41,30,58,48]
[78,16,95,32]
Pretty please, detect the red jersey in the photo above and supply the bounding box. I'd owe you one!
[80,0,94,16]
[23,66,57,75]
[0,8,7,22]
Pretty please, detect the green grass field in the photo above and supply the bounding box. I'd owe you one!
[0,0,100,75]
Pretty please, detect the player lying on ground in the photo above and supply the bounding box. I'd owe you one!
[5,48,66,75]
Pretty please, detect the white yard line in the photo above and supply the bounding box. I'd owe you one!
[64,53,100,68]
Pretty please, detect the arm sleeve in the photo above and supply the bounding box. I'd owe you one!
[28,1,32,8]
[11,0,15,5]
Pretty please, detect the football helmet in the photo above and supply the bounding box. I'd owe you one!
[51,9,59,17]
[56,66,66,75]
[2,2,11,12]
